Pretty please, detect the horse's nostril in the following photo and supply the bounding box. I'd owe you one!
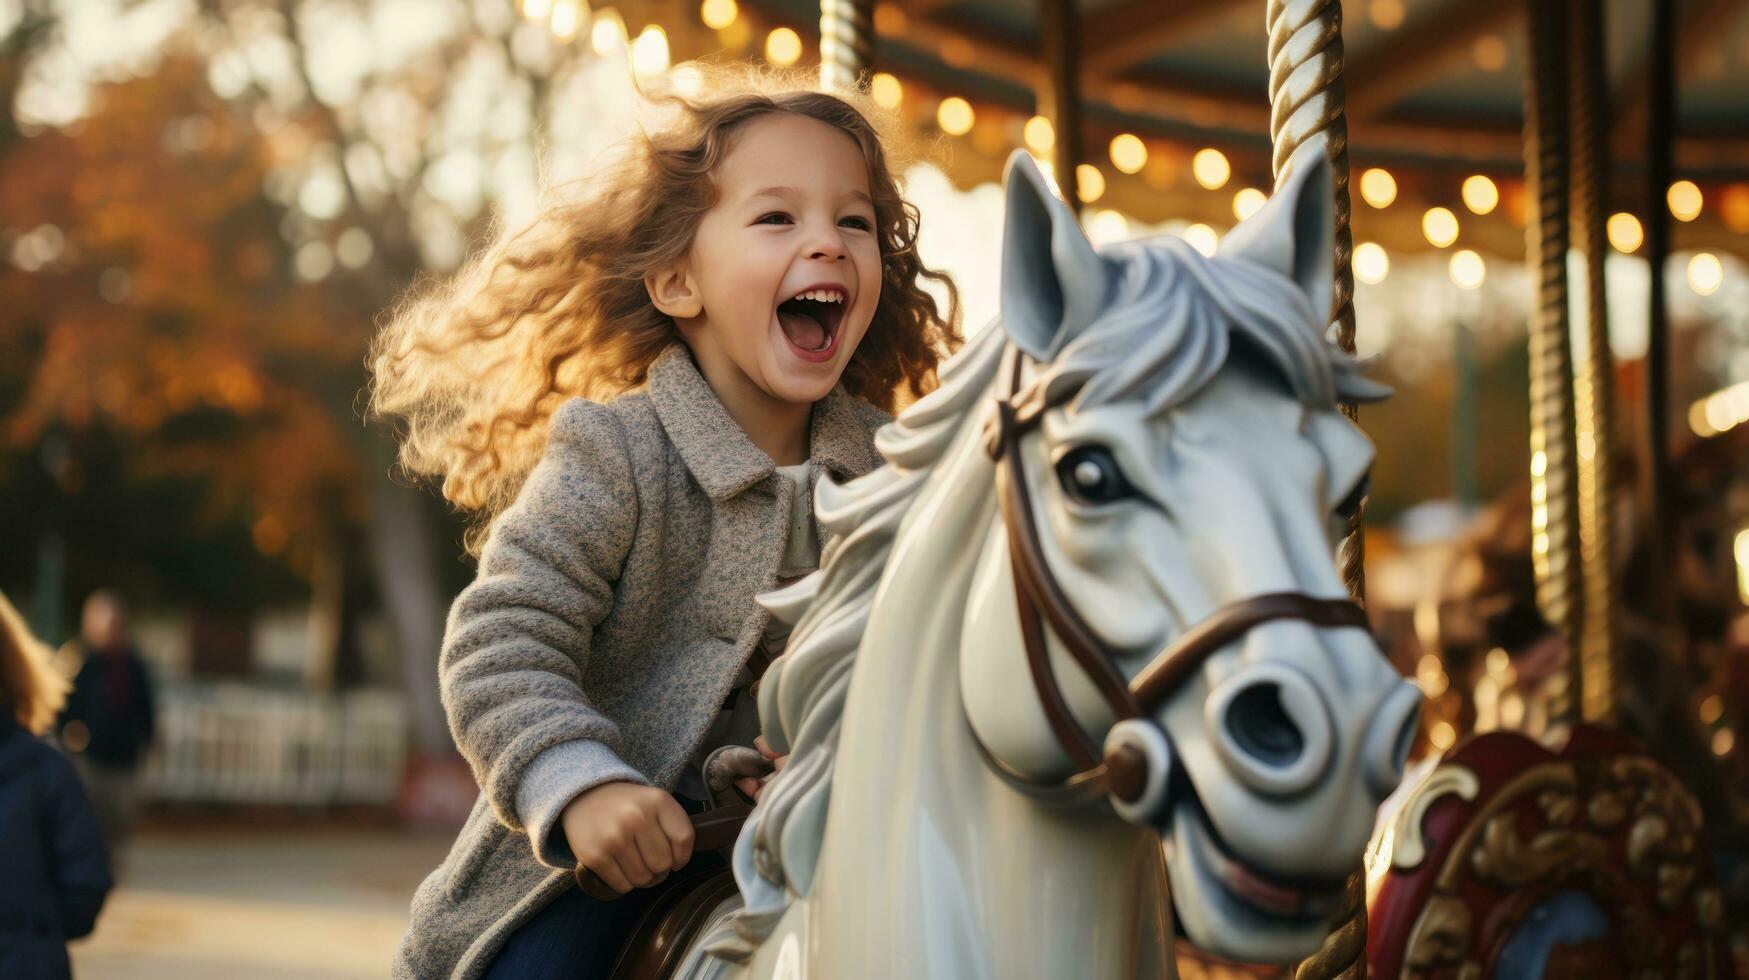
[1225,682,1304,768]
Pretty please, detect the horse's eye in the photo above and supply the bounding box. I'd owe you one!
[1056,445,1134,506]
[1335,473,1371,520]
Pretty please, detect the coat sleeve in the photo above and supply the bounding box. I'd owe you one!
[440,398,648,868]
[43,750,111,939]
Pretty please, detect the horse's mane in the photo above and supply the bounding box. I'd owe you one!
[704,235,1375,962]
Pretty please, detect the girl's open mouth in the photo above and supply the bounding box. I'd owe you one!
[776,291,846,363]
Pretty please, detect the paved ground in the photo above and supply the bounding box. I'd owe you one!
[71,823,455,980]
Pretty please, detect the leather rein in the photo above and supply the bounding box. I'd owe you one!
[973,345,1372,806]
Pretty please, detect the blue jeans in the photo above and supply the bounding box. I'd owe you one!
[483,797,727,979]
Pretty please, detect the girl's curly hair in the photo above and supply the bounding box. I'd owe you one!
[371,69,962,553]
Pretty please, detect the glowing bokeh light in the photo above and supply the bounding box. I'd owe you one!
[1606,212,1643,253]
[1109,134,1147,175]
[1023,115,1054,154]
[1182,223,1218,256]
[700,0,737,30]
[630,26,669,76]
[1076,164,1105,203]
[550,0,582,39]
[1449,249,1486,289]
[765,27,802,66]
[869,72,902,109]
[1687,252,1723,296]
[1231,187,1267,221]
[1668,179,1703,221]
[1354,242,1389,284]
[1359,167,1397,208]
[1422,206,1460,248]
[1192,148,1230,190]
[1462,175,1499,215]
[935,96,974,136]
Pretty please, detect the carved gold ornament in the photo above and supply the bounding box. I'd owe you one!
[1389,740,1725,979]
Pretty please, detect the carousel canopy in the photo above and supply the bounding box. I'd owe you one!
[740,0,1749,260]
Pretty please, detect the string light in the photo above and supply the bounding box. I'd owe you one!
[1109,134,1147,175]
[1192,148,1230,190]
[1354,242,1389,284]
[700,0,737,30]
[1076,164,1105,203]
[1606,212,1643,253]
[1422,206,1460,248]
[936,97,974,136]
[1359,167,1397,208]
[1668,180,1703,221]
[1449,249,1486,289]
[1687,252,1723,296]
[869,72,902,110]
[1232,187,1267,221]
[1023,115,1054,154]
[1462,175,1499,215]
[522,0,553,19]
[765,27,802,66]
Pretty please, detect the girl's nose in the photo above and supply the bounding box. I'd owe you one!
[805,227,847,261]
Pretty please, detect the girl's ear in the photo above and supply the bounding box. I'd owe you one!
[645,262,703,319]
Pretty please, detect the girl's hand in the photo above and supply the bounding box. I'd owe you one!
[560,782,694,894]
[735,735,790,802]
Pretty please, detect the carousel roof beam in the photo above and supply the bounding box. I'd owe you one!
[1609,0,1744,153]
[1344,1,1522,123]
[1081,0,1254,77]
[876,12,1045,87]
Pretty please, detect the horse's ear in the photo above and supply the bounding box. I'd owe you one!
[1218,148,1334,324]
[999,150,1110,361]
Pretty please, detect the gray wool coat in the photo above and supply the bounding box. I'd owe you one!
[395,343,890,979]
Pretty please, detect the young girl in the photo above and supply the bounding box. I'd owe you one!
[373,73,960,979]
[0,591,112,980]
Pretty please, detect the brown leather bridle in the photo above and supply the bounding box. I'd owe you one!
[972,344,1373,811]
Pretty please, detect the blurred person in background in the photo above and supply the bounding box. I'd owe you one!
[0,591,112,979]
[56,590,155,873]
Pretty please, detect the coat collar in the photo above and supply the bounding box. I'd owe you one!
[646,343,887,500]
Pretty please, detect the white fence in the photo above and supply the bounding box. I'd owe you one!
[141,681,408,806]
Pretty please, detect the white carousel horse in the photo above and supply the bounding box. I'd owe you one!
[670,149,1421,978]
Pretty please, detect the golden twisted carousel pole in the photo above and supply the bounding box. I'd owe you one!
[1568,0,1618,724]
[1524,0,1584,726]
[1266,0,1363,599]
[1264,2,1367,977]
[818,0,874,93]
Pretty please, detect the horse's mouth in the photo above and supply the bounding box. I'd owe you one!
[1169,775,1350,925]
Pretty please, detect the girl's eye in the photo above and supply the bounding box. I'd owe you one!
[756,212,793,225]
[840,215,873,231]
[1055,445,1135,506]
